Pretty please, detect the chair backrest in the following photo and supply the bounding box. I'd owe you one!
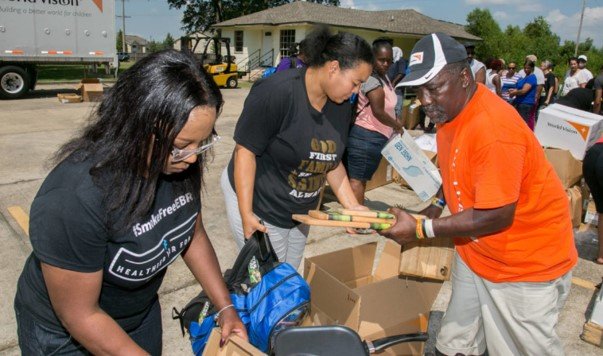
[272,325,368,356]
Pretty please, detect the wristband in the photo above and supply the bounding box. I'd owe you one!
[431,197,446,209]
[424,219,435,238]
[415,218,425,240]
[214,304,235,322]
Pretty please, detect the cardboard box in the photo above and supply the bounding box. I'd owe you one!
[77,78,104,102]
[535,104,603,160]
[544,148,583,189]
[304,241,442,355]
[382,132,442,201]
[566,186,583,228]
[402,100,422,130]
[202,328,265,356]
[399,238,455,281]
[57,93,82,103]
[365,158,393,191]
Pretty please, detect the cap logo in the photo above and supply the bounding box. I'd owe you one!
[410,52,424,66]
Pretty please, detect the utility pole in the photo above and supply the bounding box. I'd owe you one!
[116,0,131,53]
[575,0,586,56]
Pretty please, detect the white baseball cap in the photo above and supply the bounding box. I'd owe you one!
[578,55,588,62]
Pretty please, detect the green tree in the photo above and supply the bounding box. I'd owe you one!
[167,0,340,34]
[116,29,124,52]
[147,40,163,53]
[163,33,175,50]
[522,16,560,62]
[465,8,503,59]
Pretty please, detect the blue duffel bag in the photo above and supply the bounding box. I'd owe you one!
[173,229,310,354]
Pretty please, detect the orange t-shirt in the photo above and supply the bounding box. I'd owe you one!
[437,84,577,282]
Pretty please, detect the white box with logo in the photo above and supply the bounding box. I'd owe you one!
[381,132,442,201]
[535,104,603,160]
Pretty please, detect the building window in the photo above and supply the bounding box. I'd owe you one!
[279,29,296,57]
[234,31,244,53]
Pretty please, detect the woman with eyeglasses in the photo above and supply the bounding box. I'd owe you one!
[221,26,373,269]
[14,50,246,355]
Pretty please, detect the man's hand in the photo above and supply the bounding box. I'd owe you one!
[419,204,443,219]
[378,207,417,245]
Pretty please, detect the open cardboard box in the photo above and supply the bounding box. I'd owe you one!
[202,328,265,356]
[544,148,583,189]
[77,78,104,102]
[303,241,443,355]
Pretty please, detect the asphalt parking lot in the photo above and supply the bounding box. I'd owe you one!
[0,83,602,355]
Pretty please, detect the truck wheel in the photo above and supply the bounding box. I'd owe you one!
[0,66,30,99]
[226,76,238,89]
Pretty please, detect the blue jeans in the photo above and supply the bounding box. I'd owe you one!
[344,125,389,181]
[14,297,163,355]
[514,103,533,125]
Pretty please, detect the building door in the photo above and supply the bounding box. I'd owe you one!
[261,31,273,67]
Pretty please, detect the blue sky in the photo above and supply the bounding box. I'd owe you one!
[121,0,602,47]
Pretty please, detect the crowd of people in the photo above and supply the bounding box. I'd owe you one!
[466,49,602,129]
[12,24,600,356]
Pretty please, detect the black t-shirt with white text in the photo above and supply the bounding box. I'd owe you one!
[16,157,200,331]
[228,68,352,228]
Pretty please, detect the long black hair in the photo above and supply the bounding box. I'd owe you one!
[303,25,373,70]
[54,49,223,230]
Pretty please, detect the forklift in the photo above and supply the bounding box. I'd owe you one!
[180,35,238,88]
[195,36,239,88]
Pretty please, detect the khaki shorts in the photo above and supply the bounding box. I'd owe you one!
[436,253,571,356]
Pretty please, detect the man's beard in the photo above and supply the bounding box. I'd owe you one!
[423,105,449,124]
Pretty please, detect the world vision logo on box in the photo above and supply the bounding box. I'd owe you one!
[92,0,103,12]
[567,120,590,141]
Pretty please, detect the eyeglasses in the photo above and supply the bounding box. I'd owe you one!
[171,134,221,163]
[508,67,516,70]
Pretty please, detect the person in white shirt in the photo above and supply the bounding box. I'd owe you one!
[578,55,594,81]
[465,44,486,84]
[560,56,590,96]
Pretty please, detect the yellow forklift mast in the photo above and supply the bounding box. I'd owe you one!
[181,35,239,88]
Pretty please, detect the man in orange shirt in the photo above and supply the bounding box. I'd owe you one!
[381,33,577,355]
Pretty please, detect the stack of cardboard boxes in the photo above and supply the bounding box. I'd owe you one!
[536,104,603,229]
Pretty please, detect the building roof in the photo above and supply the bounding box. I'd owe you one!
[213,2,480,41]
[125,35,149,46]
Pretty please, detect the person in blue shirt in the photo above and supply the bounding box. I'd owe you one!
[509,60,538,129]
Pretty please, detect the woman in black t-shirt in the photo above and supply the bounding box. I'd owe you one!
[222,26,374,269]
[14,50,246,355]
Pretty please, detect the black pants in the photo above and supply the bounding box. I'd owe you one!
[584,142,603,213]
[14,297,163,355]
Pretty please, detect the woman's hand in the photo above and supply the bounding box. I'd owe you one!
[242,213,267,239]
[218,307,248,347]
[378,207,417,245]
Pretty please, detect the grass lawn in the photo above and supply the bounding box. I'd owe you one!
[36,61,135,83]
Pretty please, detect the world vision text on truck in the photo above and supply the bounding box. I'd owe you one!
[0,0,115,99]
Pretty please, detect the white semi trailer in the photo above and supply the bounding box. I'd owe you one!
[0,0,116,99]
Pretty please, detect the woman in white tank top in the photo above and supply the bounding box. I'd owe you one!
[485,58,503,97]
